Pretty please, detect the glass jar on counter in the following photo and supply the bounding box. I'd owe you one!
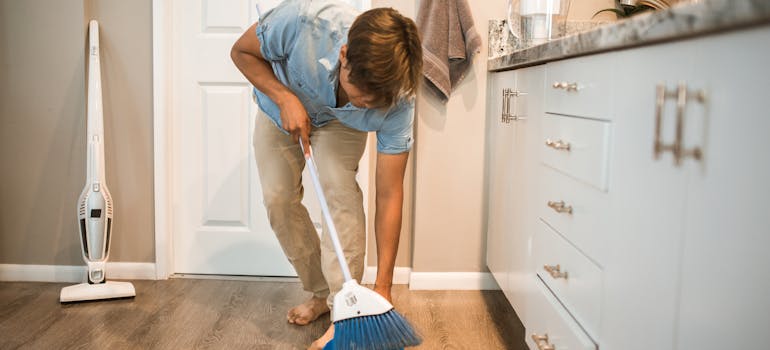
[509,0,571,46]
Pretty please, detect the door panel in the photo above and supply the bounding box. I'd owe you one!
[171,0,371,276]
[677,27,770,350]
[173,0,301,276]
[602,45,690,350]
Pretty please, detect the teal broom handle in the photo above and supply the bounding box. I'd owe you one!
[301,140,354,282]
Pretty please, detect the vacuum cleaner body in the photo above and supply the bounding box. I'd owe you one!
[60,20,135,303]
[77,176,113,284]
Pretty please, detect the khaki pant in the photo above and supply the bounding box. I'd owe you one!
[253,109,367,309]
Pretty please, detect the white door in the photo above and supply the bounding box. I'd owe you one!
[171,0,297,276]
[170,0,368,277]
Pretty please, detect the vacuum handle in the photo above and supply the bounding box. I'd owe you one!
[300,140,354,282]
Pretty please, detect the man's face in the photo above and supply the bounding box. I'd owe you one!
[339,45,377,109]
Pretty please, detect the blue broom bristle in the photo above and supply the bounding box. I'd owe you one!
[333,309,422,350]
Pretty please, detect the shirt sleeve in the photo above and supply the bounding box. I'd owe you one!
[376,101,414,154]
[255,0,301,61]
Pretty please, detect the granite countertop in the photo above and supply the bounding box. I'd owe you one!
[488,0,770,71]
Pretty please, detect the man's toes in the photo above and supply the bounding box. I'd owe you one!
[288,308,310,325]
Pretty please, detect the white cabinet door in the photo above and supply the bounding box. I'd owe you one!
[676,27,770,350]
[486,69,518,303]
[510,64,545,326]
[486,65,545,327]
[602,43,692,350]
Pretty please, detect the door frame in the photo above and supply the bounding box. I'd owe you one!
[153,0,172,279]
[152,0,372,279]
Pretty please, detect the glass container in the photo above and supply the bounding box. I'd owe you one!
[519,0,571,45]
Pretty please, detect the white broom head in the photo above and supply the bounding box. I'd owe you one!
[332,280,393,322]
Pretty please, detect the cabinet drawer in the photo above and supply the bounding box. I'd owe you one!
[539,166,609,265]
[545,54,613,119]
[533,219,602,339]
[541,114,611,191]
[526,276,597,350]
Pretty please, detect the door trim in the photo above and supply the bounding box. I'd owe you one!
[153,0,173,279]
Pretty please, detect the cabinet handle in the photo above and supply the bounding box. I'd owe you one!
[547,200,573,214]
[531,333,556,350]
[653,84,675,160]
[502,88,528,123]
[544,264,568,279]
[673,83,704,165]
[654,82,705,166]
[501,88,510,123]
[545,139,571,151]
[552,81,579,92]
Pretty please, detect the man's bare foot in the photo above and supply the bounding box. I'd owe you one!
[308,324,334,350]
[287,296,330,326]
[373,284,393,303]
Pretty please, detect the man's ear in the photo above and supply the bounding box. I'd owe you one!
[339,44,348,65]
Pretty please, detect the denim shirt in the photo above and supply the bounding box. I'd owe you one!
[254,0,414,154]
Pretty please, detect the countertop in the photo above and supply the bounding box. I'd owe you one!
[488,0,770,72]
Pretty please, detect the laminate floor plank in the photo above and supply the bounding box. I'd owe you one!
[0,279,526,350]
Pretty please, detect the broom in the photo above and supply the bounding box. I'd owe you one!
[300,141,422,350]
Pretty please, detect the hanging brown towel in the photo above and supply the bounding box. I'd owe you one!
[416,0,482,101]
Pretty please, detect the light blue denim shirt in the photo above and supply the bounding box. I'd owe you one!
[254,0,414,154]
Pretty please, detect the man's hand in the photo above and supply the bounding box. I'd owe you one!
[277,95,311,156]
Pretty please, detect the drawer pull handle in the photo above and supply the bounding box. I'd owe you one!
[547,200,573,214]
[531,333,556,350]
[545,139,571,151]
[552,81,578,92]
[544,264,568,279]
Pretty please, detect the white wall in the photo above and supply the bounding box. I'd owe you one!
[410,0,507,273]
[0,0,155,265]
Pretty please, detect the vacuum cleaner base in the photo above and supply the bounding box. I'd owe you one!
[60,281,136,303]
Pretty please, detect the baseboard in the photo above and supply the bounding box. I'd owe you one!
[408,272,500,290]
[0,264,499,291]
[105,262,157,280]
[361,266,411,285]
[0,263,157,283]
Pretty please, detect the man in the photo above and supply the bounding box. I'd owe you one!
[230,0,422,348]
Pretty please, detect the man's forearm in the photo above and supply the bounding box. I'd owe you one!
[373,152,409,295]
[374,189,404,287]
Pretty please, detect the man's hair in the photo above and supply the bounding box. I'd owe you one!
[346,8,422,108]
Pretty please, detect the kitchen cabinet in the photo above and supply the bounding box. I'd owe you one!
[675,27,770,350]
[605,26,770,350]
[485,64,545,322]
[510,65,545,325]
[600,39,695,350]
[526,53,616,348]
[486,24,770,350]
[485,67,517,304]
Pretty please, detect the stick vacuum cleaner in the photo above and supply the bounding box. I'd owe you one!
[60,20,136,303]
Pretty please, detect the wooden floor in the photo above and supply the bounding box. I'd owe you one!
[0,278,526,349]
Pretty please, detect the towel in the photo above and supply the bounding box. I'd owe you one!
[416,0,482,101]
